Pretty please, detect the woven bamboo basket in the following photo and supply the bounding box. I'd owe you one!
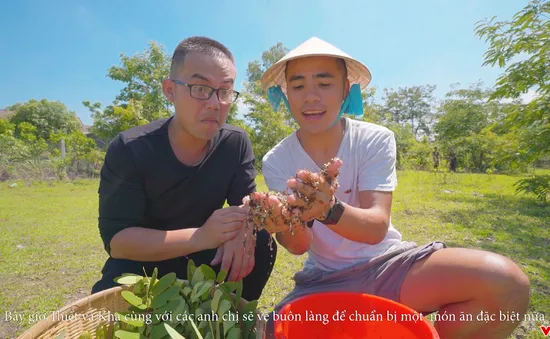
[17,283,266,339]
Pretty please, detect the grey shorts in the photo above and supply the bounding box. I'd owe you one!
[263,241,447,337]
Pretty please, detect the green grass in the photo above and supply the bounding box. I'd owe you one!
[1,171,549,338]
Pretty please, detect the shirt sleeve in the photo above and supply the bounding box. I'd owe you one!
[262,154,288,193]
[97,134,147,255]
[357,130,398,192]
[226,133,257,206]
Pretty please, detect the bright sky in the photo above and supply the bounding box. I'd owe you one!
[0,0,528,125]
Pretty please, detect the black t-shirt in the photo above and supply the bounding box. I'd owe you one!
[96,117,256,280]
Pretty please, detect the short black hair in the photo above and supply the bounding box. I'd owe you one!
[170,36,234,77]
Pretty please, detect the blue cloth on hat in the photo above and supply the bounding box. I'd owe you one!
[339,83,363,116]
[267,86,290,112]
[329,83,363,127]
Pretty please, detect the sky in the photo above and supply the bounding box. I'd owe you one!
[0,0,530,126]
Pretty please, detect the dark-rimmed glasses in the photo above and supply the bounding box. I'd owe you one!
[171,79,239,103]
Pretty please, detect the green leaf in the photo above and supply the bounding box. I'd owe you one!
[189,318,204,339]
[121,291,146,309]
[114,330,141,339]
[164,323,187,339]
[223,319,237,337]
[169,298,187,326]
[95,324,107,339]
[241,300,258,336]
[204,332,214,339]
[116,312,145,328]
[235,282,243,306]
[198,320,209,329]
[197,281,213,300]
[78,331,92,339]
[173,279,184,289]
[151,286,181,309]
[198,300,213,315]
[191,281,203,302]
[151,267,158,286]
[226,327,241,339]
[191,267,204,287]
[152,272,177,296]
[241,300,258,315]
[219,281,238,293]
[150,323,169,339]
[216,300,232,319]
[115,273,143,285]
[198,264,216,281]
[211,289,223,312]
[133,279,145,296]
[216,270,227,283]
[187,260,197,282]
[156,297,182,316]
[182,286,193,298]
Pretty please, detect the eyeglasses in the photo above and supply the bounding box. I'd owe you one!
[171,79,240,103]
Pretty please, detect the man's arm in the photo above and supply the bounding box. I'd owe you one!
[98,134,202,261]
[321,128,397,244]
[110,227,202,261]
[99,135,243,262]
[322,190,392,244]
[275,223,312,255]
[211,132,258,282]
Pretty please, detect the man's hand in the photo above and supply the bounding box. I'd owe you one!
[286,158,342,221]
[210,224,255,282]
[194,206,248,251]
[243,192,294,234]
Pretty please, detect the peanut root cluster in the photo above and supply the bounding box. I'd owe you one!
[243,158,341,239]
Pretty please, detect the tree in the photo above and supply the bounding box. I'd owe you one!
[108,41,172,121]
[475,0,550,202]
[7,99,81,140]
[85,41,172,142]
[226,103,250,132]
[83,100,148,143]
[240,43,297,171]
[475,0,549,164]
[435,82,495,140]
[435,82,523,172]
[380,85,437,139]
[359,87,384,124]
[0,119,15,136]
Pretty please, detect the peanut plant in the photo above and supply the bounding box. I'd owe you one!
[71,261,258,339]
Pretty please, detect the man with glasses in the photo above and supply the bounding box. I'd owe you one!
[91,37,277,303]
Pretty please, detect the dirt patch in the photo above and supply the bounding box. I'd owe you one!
[1,314,24,339]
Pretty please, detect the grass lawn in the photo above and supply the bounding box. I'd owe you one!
[1,170,549,338]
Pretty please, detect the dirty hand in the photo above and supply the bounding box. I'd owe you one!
[242,192,299,234]
[286,158,342,221]
[210,223,255,282]
[194,205,248,250]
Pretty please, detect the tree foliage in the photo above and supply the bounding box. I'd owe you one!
[240,43,297,171]
[7,99,81,140]
[476,0,550,202]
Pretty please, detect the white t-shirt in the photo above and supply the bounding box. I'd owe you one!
[262,118,403,271]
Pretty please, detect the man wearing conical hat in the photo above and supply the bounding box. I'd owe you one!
[257,37,529,338]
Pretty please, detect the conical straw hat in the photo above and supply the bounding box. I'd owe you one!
[260,37,372,93]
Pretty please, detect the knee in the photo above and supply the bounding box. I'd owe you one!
[479,252,530,307]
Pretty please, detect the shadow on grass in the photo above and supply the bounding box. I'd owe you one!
[437,192,549,259]
[437,190,550,313]
[439,191,550,218]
